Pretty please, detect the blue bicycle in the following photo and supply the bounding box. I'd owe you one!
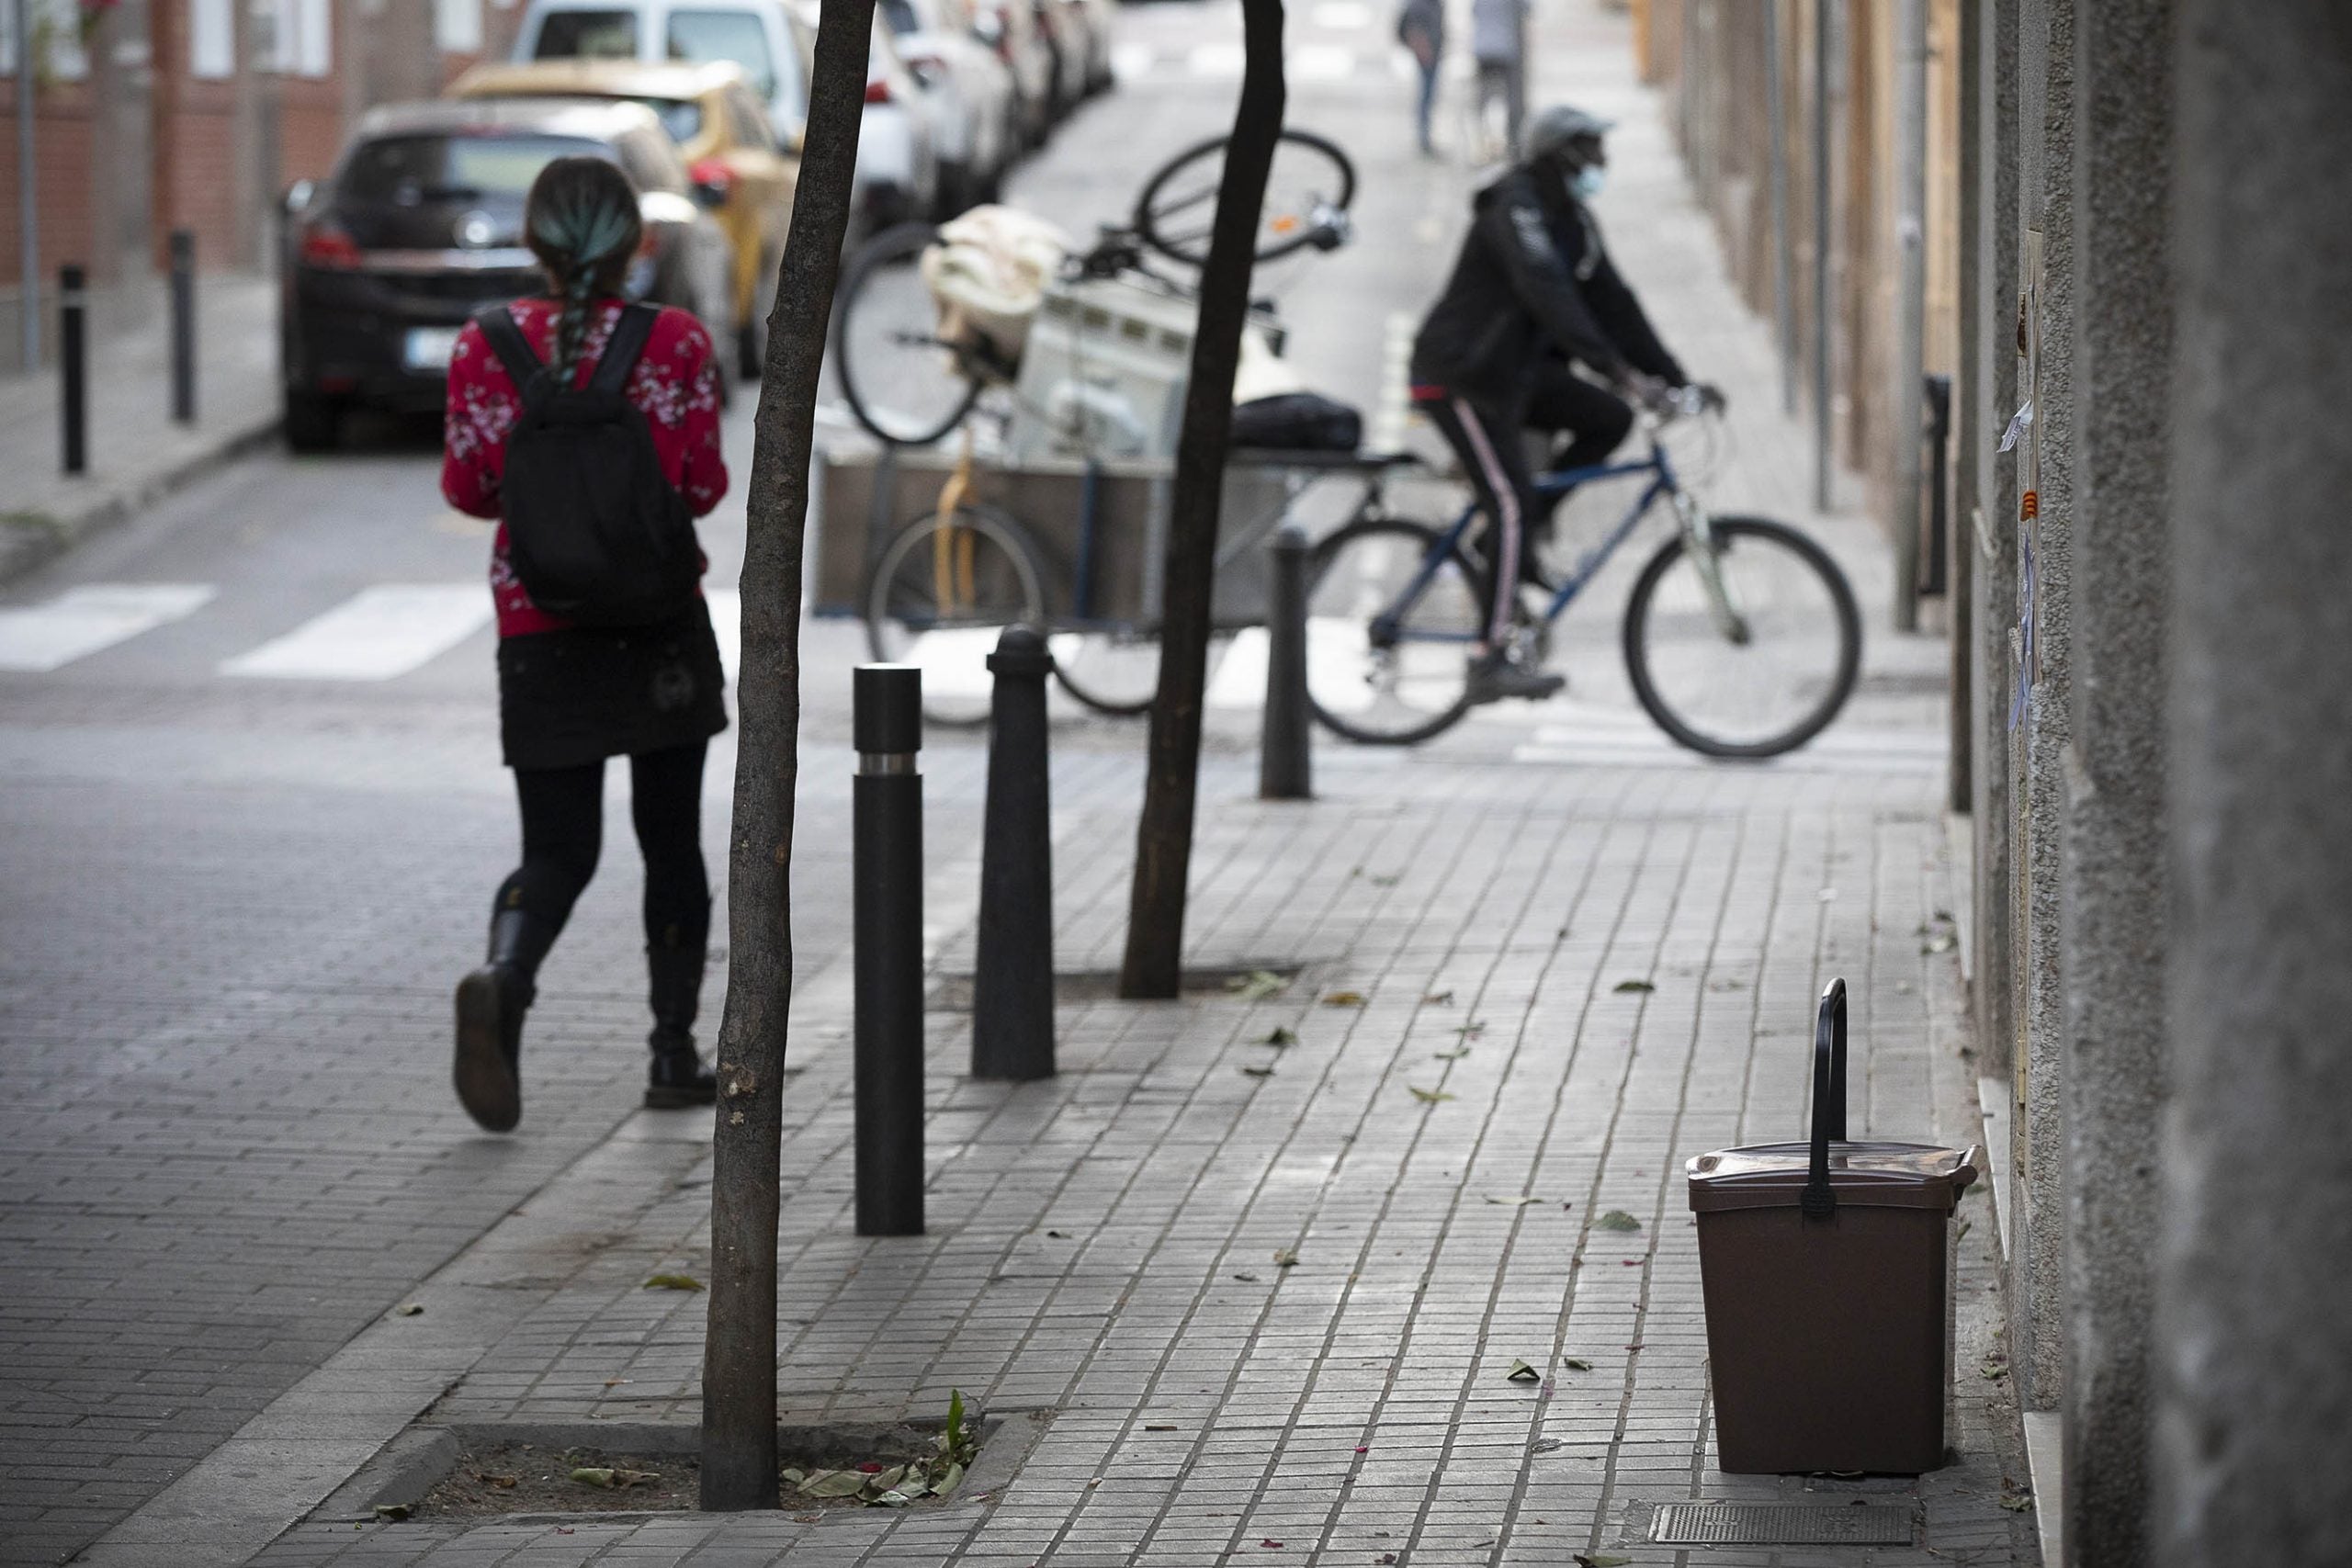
[1304,397,1861,755]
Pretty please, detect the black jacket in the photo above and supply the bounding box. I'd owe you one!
[1410,164,1685,403]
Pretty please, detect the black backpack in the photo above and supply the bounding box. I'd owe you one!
[473,302,701,628]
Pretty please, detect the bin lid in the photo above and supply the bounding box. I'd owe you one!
[1686,1140,1982,1213]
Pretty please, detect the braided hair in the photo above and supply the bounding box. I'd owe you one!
[522,155,644,384]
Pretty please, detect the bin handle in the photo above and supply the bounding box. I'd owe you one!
[1804,978,1848,1221]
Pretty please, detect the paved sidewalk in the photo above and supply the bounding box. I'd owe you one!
[230,742,2027,1568]
[0,273,280,585]
[57,2,2031,1562]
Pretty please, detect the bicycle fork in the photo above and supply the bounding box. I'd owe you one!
[1674,491,1753,646]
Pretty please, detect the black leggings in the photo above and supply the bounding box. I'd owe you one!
[493,741,710,952]
[1419,365,1634,645]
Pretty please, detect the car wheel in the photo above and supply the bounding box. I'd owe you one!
[283,392,342,453]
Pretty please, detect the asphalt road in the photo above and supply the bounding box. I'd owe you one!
[0,9,1461,1563]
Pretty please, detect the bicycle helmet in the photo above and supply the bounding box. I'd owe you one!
[1522,104,1613,169]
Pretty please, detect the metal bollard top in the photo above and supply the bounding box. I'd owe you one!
[1270,521,1311,555]
[986,623,1054,678]
[854,664,922,756]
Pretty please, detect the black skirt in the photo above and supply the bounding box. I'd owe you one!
[497,600,729,771]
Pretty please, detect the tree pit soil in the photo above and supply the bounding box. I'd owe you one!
[412,1435,946,1519]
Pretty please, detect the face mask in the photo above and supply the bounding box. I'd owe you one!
[1573,164,1606,200]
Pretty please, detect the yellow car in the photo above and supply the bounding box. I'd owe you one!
[447,58,800,378]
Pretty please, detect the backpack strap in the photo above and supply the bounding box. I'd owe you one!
[590,303,662,396]
[473,304,546,400]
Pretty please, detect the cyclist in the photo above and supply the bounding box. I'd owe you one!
[1410,103,1712,703]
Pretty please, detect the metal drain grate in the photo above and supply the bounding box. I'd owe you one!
[1650,1501,1915,1546]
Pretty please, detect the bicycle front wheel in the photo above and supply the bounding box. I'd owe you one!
[1132,129,1358,267]
[866,504,1049,726]
[1622,515,1861,758]
[1304,519,1483,746]
[833,221,985,446]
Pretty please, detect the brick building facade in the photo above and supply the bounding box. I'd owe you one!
[2,0,521,369]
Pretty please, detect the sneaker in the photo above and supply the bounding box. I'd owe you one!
[1465,649,1566,705]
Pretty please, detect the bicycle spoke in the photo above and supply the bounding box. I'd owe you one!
[1624,518,1859,757]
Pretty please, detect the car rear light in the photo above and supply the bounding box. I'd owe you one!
[865,76,891,104]
[299,220,364,270]
[688,157,735,198]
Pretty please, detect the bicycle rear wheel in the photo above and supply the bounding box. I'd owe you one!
[1304,519,1482,745]
[865,503,1048,726]
[832,221,986,446]
[1621,514,1861,758]
[1132,129,1358,267]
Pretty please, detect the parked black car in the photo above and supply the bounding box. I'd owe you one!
[279,97,735,450]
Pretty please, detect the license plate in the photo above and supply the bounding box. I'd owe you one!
[404,326,461,372]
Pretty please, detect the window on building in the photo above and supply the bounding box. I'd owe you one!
[190,0,235,77]
[435,0,484,54]
[268,0,332,77]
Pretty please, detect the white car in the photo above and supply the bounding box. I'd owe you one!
[967,0,1057,148]
[514,0,935,239]
[879,0,1019,212]
[510,0,814,142]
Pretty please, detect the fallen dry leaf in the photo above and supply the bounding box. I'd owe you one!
[643,1273,704,1292]
[1272,1247,1300,1268]
[1595,1210,1644,1232]
[1259,1027,1296,1046]
[1321,990,1368,1008]
[1505,1359,1541,1382]
[1612,978,1655,993]
[1408,1086,1454,1103]
[1230,969,1287,1001]
[1240,1065,1275,1078]
[392,1303,424,1317]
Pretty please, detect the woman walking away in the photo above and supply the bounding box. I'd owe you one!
[440,154,731,1133]
[1396,0,1445,157]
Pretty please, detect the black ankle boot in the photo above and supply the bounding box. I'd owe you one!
[454,909,557,1132]
[645,943,718,1110]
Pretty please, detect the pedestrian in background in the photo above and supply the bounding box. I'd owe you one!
[1396,0,1446,157]
[438,155,729,1134]
[1471,0,1529,159]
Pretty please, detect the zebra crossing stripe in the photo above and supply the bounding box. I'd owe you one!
[0,583,216,673]
[1203,626,1271,709]
[705,589,741,682]
[219,585,492,682]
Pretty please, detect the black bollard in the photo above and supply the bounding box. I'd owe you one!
[973,625,1055,1080]
[169,231,196,426]
[854,663,925,1236]
[59,265,86,475]
[1260,522,1313,800]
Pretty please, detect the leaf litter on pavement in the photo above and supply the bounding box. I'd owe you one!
[404,1392,981,1518]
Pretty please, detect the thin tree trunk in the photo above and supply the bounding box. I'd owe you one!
[1118,0,1286,998]
[700,0,872,1511]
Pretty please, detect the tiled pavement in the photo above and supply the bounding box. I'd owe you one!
[28,0,2031,1561]
[243,748,2031,1567]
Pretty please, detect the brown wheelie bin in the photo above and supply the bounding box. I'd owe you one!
[1687,979,1981,1473]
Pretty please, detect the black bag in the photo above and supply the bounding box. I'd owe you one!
[1230,390,1363,454]
[474,303,701,628]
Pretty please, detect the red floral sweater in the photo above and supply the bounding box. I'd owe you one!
[440,297,729,637]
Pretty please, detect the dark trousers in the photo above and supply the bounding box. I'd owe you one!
[493,741,711,953]
[1418,366,1634,646]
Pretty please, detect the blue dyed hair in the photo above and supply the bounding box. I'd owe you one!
[523,155,644,383]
